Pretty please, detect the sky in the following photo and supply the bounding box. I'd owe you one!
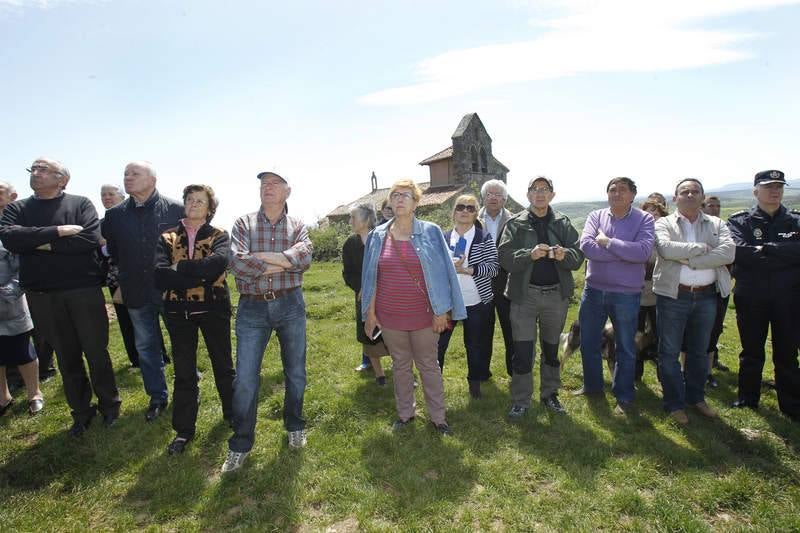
[1,0,798,230]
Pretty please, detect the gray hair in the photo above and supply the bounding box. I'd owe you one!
[480,179,508,200]
[0,180,15,194]
[126,160,157,178]
[348,202,377,230]
[101,184,125,199]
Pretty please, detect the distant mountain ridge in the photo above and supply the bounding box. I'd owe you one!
[709,179,800,192]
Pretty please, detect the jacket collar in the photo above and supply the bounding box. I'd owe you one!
[128,189,160,209]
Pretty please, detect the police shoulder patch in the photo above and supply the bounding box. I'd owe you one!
[729,209,748,218]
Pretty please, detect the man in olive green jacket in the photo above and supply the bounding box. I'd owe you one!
[498,177,584,418]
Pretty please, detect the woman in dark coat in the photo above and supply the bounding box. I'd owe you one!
[154,184,234,455]
[342,203,389,385]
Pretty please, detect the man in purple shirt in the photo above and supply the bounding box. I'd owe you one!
[575,177,655,416]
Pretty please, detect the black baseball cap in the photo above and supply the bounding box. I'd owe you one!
[754,169,788,187]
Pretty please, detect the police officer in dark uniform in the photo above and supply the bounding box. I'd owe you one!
[728,169,800,422]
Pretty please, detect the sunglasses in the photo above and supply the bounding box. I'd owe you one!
[455,204,477,213]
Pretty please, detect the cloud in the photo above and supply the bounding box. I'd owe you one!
[360,0,800,106]
[0,0,104,9]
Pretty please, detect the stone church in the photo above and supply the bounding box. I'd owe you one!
[326,113,520,224]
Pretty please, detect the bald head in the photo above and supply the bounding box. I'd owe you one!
[123,161,157,203]
[0,180,18,212]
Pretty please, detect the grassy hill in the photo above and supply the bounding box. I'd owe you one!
[552,189,800,231]
[1,265,799,531]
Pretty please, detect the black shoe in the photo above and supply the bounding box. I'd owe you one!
[145,402,168,422]
[391,417,414,431]
[541,394,566,414]
[0,398,15,416]
[731,399,758,410]
[706,374,719,389]
[68,412,95,438]
[468,381,482,399]
[376,376,387,386]
[713,360,729,372]
[433,422,451,436]
[103,413,119,427]
[168,436,190,455]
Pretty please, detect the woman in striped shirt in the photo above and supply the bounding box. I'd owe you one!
[362,180,466,435]
[437,194,500,399]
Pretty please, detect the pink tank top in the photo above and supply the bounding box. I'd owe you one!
[375,236,433,331]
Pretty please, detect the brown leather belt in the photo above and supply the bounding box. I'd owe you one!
[678,283,715,293]
[240,287,297,301]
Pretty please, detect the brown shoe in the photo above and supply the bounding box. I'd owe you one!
[669,409,689,424]
[691,401,718,418]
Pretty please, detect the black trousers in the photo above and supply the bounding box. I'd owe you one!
[486,293,515,377]
[26,286,121,423]
[734,290,800,418]
[707,294,729,355]
[165,309,235,439]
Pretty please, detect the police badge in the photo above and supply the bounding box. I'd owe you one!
[754,228,763,239]
[770,170,780,179]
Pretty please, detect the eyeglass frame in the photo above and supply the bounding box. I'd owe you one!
[454,204,477,213]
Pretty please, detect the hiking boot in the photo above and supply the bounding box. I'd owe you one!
[669,409,689,424]
[508,405,528,420]
[288,429,307,449]
[221,450,249,473]
[541,394,566,414]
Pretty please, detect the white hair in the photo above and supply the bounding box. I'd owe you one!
[0,180,15,194]
[125,161,157,178]
[480,179,508,200]
[348,202,378,230]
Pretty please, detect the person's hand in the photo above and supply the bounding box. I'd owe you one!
[678,259,690,266]
[453,255,466,269]
[596,231,610,248]
[98,237,107,246]
[58,225,83,237]
[170,263,179,271]
[432,313,450,333]
[364,311,381,338]
[531,243,550,260]
[263,264,286,275]
[552,245,566,261]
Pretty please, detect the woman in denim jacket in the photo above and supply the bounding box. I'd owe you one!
[361,179,466,435]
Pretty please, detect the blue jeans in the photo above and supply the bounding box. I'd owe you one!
[578,286,641,403]
[228,289,307,453]
[656,289,717,412]
[128,303,168,405]
[437,301,492,381]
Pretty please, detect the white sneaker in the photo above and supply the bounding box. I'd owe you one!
[221,450,249,473]
[288,429,307,449]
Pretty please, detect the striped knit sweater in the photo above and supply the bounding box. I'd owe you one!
[443,225,499,305]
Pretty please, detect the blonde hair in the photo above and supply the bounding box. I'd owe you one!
[451,194,479,220]
[389,179,423,202]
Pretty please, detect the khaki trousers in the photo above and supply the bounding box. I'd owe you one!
[381,327,446,425]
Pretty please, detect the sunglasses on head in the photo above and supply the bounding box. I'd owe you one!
[455,204,476,213]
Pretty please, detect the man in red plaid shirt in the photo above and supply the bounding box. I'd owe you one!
[223,170,313,473]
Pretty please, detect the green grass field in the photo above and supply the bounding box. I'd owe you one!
[1,262,798,531]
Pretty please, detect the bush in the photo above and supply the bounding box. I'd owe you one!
[309,222,350,262]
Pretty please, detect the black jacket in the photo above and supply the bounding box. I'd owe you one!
[101,190,184,308]
[728,204,800,293]
[154,222,231,315]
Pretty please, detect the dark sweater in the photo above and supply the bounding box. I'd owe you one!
[102,190,184,308]
[0,194,104,291]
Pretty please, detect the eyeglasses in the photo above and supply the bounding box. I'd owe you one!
[485,191,504,199]
[185,198,208,206]
[528,187,551,194]
[455,204,477,213]
[390,191,413,201]
[27,165,60,175]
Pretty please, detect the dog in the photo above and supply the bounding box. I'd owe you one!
[560,316,657,380]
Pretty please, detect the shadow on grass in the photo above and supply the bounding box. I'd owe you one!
[360,426,477,522]
[0,411,163,492]
[199,442,304,530]
[121,417,233,524]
